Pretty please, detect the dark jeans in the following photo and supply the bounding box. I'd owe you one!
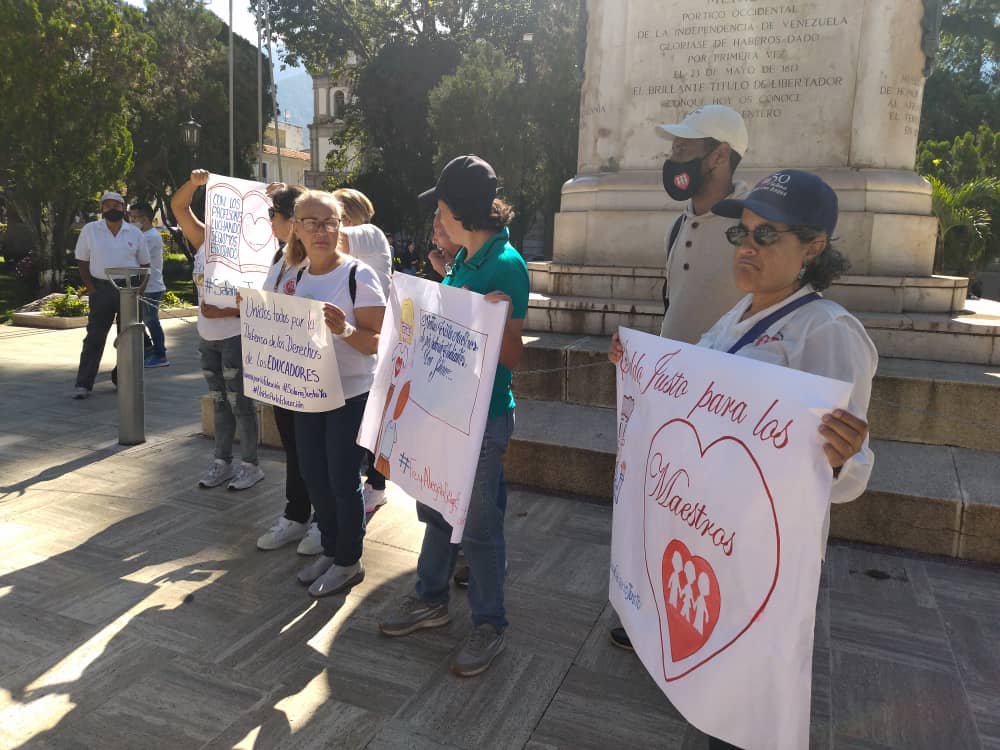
[198,336,259,464]
[272,405,312,524]
[75,280,119,390]
[294,392,368,566]
[707,738,741,749]
[365,451,386,491]
[141,290,165,356]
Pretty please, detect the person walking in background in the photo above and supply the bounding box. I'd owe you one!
[72,191,149,399]
[128,201,169,368]
[171,169,264,492]
[255,182,321,554]
[287,190,386,598]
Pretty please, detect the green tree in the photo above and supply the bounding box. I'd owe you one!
[929,176,1000,272]
[920,0,1000,141]
[0,0,153,287]
[127,0,274,222]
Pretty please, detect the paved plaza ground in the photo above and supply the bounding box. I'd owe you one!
[0,319,998,749]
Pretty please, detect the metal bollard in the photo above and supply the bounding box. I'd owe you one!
[107,267,149,445]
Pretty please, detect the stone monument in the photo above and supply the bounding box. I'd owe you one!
[530,0,977,347]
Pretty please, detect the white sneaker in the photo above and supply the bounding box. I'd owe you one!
[296,523,323,555]
[71,387,90,400]
[309,562,364,597]
[198,459,234,488]
[297,554,335,584]
[228,462,265,491]
[257,517,309,551]
[363,483,387,514]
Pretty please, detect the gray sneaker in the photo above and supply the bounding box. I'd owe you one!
[379,595,450,637]
[228,462,265,491]
[309,562,364,597]
[198,459,234,488]
[452,624,506,677]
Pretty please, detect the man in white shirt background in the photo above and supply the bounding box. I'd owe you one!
[73,191,150,399]
[128,201,169,368]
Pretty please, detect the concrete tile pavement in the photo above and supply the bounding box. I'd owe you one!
[0,319,997,749]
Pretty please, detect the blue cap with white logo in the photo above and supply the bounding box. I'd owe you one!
[712,169,838,236]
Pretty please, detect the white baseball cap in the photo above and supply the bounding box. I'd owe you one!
[100,191,125,205]
[656,105,749,158]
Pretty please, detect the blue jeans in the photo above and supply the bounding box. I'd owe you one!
[414,410,514,630]
[294,392,368,566]
[141,290,165,356]
[199,336,258,464]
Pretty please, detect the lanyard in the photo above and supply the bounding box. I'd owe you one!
[726,292,820,354]
[273,263,306,293]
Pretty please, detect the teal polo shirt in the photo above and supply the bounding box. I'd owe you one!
[443,227,530,417]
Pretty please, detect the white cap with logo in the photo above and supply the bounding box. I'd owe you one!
[100,191,125,205]
[656,105,749,158]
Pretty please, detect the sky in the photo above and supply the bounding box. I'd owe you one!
[124,0,258,43]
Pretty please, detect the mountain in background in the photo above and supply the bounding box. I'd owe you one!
[272,65,313,139]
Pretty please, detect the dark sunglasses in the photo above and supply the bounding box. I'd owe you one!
[267,207,288,220]
[725,223,801,247]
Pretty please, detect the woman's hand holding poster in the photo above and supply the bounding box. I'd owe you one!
[612,327,851,750]
[240,290,345,412]
[357,274,506,543]
[203,174,277,306]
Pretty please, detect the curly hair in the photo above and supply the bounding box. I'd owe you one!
[793,228,850,291]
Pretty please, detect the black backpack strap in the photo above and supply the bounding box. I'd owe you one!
[349,262,357,304]
[662,215,685,313]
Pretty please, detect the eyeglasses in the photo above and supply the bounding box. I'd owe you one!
[725,223,800,247]
[296,217,342,233]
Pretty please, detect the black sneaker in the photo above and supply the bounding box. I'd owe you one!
[451,624,505,677]
[453,563,470,588]
[609,627,634,651]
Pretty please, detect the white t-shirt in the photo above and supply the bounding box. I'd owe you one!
[341,224,393,298]
[697,284,879,545]
[294,259,386,399]
[75,219,149,281]
[660,181,750,344]
[194,244,240,341]
[143,227,165,293]
[263,253,307,297]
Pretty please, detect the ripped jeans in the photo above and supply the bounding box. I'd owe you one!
[198,335,259,465]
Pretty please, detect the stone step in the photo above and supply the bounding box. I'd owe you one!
[526,291,1000,365]
[504,397,1000,564]
[514,332,1000,453]
[529,261,970,314]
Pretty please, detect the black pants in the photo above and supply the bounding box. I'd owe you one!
[272,405,312,523]
[365,451,386,491]
[75,281,119,390]
[707,738,741,749]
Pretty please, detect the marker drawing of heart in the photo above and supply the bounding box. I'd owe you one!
[240,190,276,253]
[643,418,780,682]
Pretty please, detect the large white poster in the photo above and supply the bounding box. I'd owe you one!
[611,327,852,750]
[358,274,507,542]
[203,174,278,306]
[240,289,345,412]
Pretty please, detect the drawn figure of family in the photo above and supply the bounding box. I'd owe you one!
[618,395,635,451]
[614,461,627,504]
[373,310,414,478]
[667,554,715,635]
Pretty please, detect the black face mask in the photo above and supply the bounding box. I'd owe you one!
[103,209,125,223]
[662,154,711,202]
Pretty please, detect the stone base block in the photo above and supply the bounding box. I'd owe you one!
[200,394,281,449]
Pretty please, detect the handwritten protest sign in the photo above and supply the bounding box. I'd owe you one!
[203,174,277,306]
[240,289,345,412]
[357,274,507,542]
[611,327,852,750]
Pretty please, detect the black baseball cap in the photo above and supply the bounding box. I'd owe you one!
[418,155,498,221]
[712,169,839,236]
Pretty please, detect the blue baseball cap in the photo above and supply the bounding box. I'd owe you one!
[712,169,838,236]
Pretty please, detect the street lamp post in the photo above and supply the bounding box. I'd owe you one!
[179,115,202,172]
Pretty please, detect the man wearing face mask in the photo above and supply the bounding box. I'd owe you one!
[657,105,750,343]
[609,105,750,651]
[72,191,149,399]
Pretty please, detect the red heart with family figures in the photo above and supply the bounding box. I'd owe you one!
[662,539,720,661]
[643,418,780,681]
[673,173,690,190]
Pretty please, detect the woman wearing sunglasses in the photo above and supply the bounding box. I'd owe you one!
[286,190,387,597]
[610,169,877,749]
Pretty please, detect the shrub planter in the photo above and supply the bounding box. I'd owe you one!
[13,294,197,329]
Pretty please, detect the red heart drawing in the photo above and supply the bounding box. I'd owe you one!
[241,190,275,252]
[662,539,721,662]
[673,173,690,190]
[643,418,779,682]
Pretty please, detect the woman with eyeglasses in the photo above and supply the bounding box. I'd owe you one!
[286,190,387,597]
[254,183,326,555]
[610,169,877,750]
